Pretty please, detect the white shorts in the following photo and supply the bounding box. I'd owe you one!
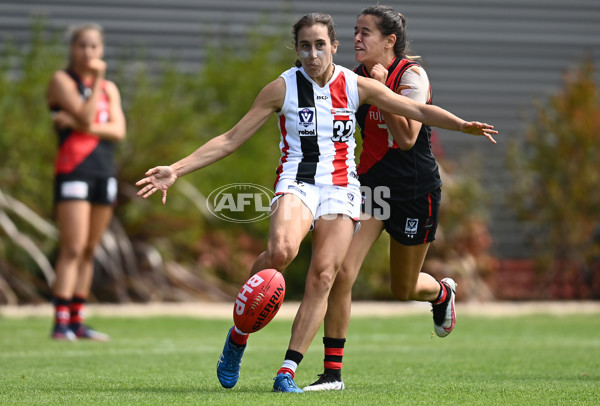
[272,179,361,233]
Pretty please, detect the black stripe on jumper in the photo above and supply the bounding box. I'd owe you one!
[296,71,319,184]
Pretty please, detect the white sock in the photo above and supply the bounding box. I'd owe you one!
[234,326,248,336]
[281,359,298,374]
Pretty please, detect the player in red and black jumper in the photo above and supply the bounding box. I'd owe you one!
[305,6,497,391]
[47,23,126,341]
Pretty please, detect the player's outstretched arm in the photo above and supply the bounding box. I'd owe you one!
[358,76,498,142]
[135,78,285,204]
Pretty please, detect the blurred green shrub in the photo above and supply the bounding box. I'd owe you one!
[507,58,600,298]
[0,21,62,214]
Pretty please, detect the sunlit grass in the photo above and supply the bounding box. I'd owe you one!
[1,312,598,405]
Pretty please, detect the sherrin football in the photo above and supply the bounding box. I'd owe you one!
[233,268,286,334]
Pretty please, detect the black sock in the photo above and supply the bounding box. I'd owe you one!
[52,296,71,326]
[69,295,86,327]
[323,337,345,379]
[285,349,304,365]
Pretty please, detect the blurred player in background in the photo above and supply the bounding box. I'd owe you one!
[47,23,126,341]
[304,6,497,391]
[136,12,495,393]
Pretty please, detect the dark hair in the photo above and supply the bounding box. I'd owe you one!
[292,13,337,67]
[359,5,416,59]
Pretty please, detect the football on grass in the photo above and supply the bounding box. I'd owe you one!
[233,268,286,334]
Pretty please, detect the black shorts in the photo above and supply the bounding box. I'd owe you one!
[54,174,118,205]
[361,187,441,246]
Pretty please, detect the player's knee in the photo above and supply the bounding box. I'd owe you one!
[306,267,336,294]
[81,245,97,262]
[266,243,297,269]
[335,266,356,288]
[59,244,85,262]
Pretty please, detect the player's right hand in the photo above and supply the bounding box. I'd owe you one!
[136,166,178,205]
[88,59,106,77]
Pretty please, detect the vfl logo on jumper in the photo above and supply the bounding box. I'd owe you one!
[332,115,353,143]
[298,108,315,128]
[207,183,273,223]
[405,218,419,236]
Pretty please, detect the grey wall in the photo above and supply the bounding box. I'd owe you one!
[2,0,600,258]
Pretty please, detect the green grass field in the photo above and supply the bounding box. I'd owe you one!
[1,311,599,405]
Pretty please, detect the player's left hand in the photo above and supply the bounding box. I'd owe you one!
[370,63,388,84]
[460,121,498,143]
[136,166,178,204]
